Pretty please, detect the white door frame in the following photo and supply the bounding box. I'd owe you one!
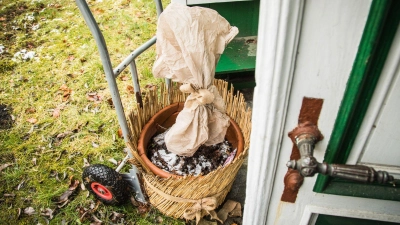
[242,0,304,224]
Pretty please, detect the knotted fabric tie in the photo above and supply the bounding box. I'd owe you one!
[182,197,222,224]
[180,83,215,108]
[143,176,223,224]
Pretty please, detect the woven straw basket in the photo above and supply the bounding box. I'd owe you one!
[125,79,251,220]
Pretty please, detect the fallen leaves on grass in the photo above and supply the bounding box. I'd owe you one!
[110,211,125,223]
[52,104,66,118]
[130,196,151,214]
[86,92,103,103]
[40,208,54,219]
[77,206,91,222]
[55,131,73,142]
[53,121,88,144]
[50,170,61,182]
[77,200,102,223]
[54,176,80,208]
[92,214,103,224]
[59,84,72,102]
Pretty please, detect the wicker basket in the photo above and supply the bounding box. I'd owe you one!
[126,80,251,220]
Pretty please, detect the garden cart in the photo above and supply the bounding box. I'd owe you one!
[76,0,164,205]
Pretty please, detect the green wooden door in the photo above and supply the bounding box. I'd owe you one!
[313,0,400,201]
[316,214,400,225]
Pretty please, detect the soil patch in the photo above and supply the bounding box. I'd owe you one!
[0,104,13,129]
[147,130,236,176]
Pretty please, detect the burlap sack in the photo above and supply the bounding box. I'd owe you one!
[152,3,238,156]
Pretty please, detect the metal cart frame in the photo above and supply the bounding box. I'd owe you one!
[75,0,167,173]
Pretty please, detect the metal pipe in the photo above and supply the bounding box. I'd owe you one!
[116,154,130,172]
[75,0,131,144]
[129,61,143,107]
[154,0,163,17]
[113,36,157,77]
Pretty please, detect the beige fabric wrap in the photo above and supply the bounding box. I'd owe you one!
[152,3,238,156]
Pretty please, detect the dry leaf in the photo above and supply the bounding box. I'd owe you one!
[27,118,37,124]
[155,216,163,224]
[50,170,61,182]
[94,8,104,14]
[67,73,77,78]
[59,84,72,101]
[137,203,151,215]
[41,208,54,219]
[86,92,103,103]
[63,90,72,102]
[59,84,69,91]
[16,179,25,190]
[0,163,12,172]
[24,207,36,216]
[110,211,125,223]
[77,206,90,221]
[92,214,103,223]
[4,193,15,197]
[108,158,118,165]
[126,85,134,94]
[83,104,90,112]
[25,107,36,114]
[92,142,99,148]
[106,98,114,107]
[83,158,90,167]
[130,196,140,207]
[17,208,21,219]
[53,104,66,118]
[145,84,157,90]
[117,128,123,138]
[119,75,129,81]
[32,158,37,166]
[53,108,61,118]
[57,177,80,203]
[56,131,73,140]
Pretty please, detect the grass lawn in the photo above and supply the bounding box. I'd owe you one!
[0,0,184,224]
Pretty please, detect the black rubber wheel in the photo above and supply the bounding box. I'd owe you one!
[82,164,129,205]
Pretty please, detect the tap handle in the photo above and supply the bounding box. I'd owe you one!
[317,163,394,184]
